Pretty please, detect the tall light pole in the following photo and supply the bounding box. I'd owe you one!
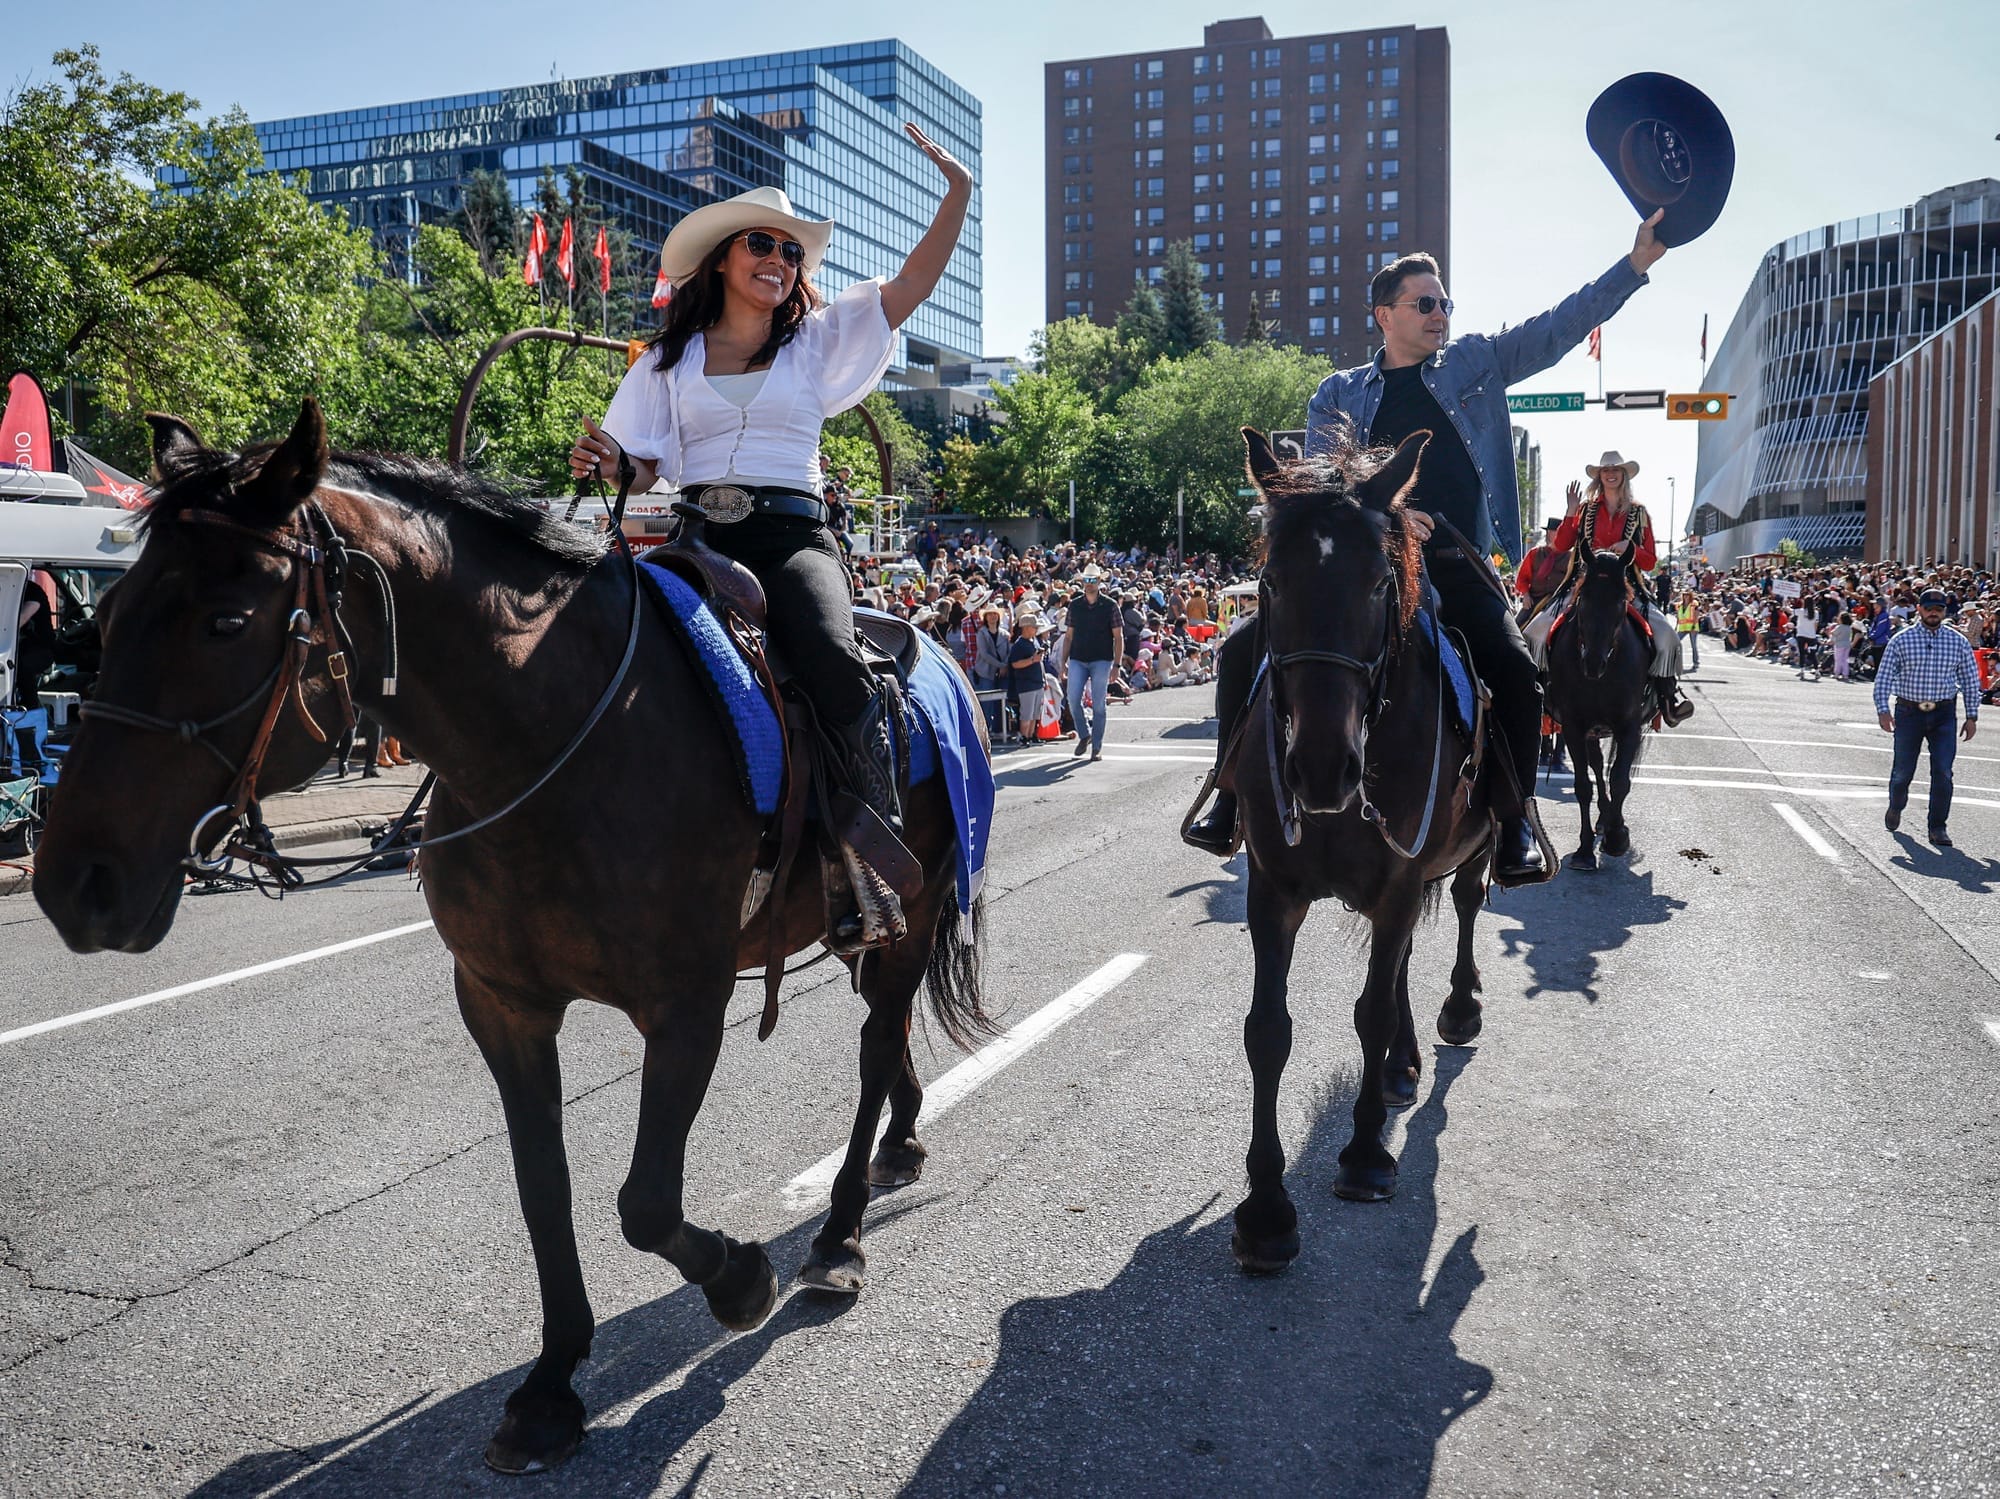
[1666,475,1678,567]
[1177,486,1185,563]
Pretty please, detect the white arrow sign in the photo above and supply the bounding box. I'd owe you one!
[1605,389,1667,411]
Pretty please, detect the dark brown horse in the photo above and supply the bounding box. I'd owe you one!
[1543,549,1651,871]
[1228,429,1494,1275]
[33,401,991,1474]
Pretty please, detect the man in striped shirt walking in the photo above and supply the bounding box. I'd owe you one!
[1874,588,1980,846]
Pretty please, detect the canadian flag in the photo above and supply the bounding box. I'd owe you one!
[557,217,576,289]
[1586,325,1602,362]
[593,224,611,294]
[524,214,548,285]
[651,266,672,309]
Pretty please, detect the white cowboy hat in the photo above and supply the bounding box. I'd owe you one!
[1585,450,1641,479]
[658,186,834,286]
[1078,564,1105,582]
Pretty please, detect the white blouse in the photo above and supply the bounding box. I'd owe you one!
[603,277,895,495]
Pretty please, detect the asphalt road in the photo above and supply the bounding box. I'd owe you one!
[2,651,1996,1498]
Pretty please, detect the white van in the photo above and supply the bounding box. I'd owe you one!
[0,497,146,717]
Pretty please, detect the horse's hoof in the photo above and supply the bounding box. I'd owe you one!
[1381,1066,1420,1109]
[1567,850,1598,871]
[1437,1008,1483,1046]
[1601,827,1631,858]
[1333,1153,1398,1203]
[1230,1226,1300,1274]
[868,1137,928,1189]
[483,1390,586,1475]
[797,1236,867,1295]
[702,1238,779,1331]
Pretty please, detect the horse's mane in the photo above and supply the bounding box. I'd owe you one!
[144,446,611,571]
[1254,442,1423,633]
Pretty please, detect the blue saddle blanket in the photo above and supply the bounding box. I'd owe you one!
[636,571,990,914]
[1416,609,1477,736]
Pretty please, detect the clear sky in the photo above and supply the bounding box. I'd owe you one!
[15,1,2000,542]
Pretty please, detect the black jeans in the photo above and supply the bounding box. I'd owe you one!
[702,515,873,727]
[1210,553,1543,802]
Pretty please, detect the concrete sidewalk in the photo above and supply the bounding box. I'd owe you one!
[0,761,430,898]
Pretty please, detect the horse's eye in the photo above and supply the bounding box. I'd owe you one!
[1371,576,1392,597]
[208,613,249,638]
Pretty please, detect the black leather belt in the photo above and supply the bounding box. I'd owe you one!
[681,483,827,525]
[1898,697,1946,713]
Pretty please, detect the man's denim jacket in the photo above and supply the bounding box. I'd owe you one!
[1304,257,1649,566]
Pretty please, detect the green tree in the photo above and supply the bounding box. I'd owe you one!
[1240,293,1273,346]
[1113,341,1332,552]
[0,46,379,468]
[822,392,934,499]
[1159,241,1219,357]
[451,167,521,278]
[1033,315,1152,413]
[969,369,1099,518]
[1115,280,1168,365]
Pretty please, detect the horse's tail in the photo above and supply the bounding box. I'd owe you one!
[924,889,997,1051]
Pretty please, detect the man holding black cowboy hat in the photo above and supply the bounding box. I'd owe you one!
[1185,73,1733,882]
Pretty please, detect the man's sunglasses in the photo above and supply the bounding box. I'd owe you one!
[737,230,806,268]
[1382,295,1455,316]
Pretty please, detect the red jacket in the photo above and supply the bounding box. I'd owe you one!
[1553,501,1657,574]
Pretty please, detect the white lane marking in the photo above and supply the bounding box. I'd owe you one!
[1982,1017,2000,1051]
[1098,715,1213,722]
[1857,971,1895,982]
[1540,771,2000,809]
[1773,802,1840,861]
[781,952,1149,1209]
[0,921,437,1049]
[999,751,1213,769]
[1671,730,2000,764]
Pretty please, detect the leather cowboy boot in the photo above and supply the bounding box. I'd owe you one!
[1495,811,1547,881]
[837,690,903,831]
[1183,787,1239,855]
[1654,676,1695,725]
[828,691,910,952]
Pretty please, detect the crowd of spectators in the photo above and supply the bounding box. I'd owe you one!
[1674,557,2000,700]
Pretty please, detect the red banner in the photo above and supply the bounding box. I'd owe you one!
[593,224,611,294]
[0,371,54,471]
[524,214,547,285]
[557,217,576,289]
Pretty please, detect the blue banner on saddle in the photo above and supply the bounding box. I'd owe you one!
[1417,610,1477,736]
[898,624,992,914]
[639,561,783,816]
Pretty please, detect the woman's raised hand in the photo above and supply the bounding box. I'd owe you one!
[570,413,622,484]
[905,122,973,194]
[1565,479,1584,512]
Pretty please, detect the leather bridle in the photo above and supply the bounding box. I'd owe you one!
[77,460,640,892]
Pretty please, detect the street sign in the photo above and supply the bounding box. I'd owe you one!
[1506,392,1586,413]
[1269,428,1309,461]
[1237,486,1259,498]
[1605,389,1667,411]
[1667,393,1730,420]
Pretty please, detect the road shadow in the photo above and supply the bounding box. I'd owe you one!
[900,1048,1489,1498]
[185,1199,941,1498]
[1888,831,2000,892]
[1161,719,1219,741]
[1492,858,1687,1003]
[1167,853,1249,926]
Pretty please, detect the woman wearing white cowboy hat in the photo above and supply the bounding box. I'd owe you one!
[1521,449,1692,724]
[571,124,971,942]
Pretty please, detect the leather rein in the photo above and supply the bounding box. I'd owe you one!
[78,460,639,893]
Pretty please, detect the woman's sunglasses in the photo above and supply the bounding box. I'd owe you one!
[1383,295,1455,316]
[737,230,806,268]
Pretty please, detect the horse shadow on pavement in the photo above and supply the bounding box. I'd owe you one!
[1492,858,1687,1004]
[1887,831,2000,893]
[184,1199,947,1498]
[900,1047,1491,1498]
[1167,853,1249,927]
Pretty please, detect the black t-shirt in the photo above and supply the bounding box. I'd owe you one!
[1007,636,1045,687]
[1369,363,1482,548]
[1066,594,1121,663]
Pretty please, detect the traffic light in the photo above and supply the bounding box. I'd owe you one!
[1667,392,1730,421]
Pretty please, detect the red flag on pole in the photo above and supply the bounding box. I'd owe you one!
[1586,325,1602,362]
[651,266,672,309]
[524,214,547,284]
[557,217,576,289]
[593,225,611,295]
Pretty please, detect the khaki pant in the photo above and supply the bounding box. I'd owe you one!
[1525,600,1680,677]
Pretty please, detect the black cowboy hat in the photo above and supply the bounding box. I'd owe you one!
[1587,73,1734,248]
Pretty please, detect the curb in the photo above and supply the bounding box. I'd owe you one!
[0,813,397,900]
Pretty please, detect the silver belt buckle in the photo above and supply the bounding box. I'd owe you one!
[698,485,754,524]
[1920,699,1938,711]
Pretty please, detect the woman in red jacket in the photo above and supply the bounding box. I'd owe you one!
[1523,451,1692,724]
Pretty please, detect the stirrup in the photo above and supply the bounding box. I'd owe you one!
[1179,768,1241,857]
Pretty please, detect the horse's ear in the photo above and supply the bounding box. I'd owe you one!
[239,398,328,526]
[146,413,207,482]
[1357,430,1428,513]
[1242,427,1282,493]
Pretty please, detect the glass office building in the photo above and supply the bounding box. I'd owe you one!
[198,42,983,382]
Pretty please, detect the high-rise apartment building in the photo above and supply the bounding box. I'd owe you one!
[1044,16,1449,366]
[200,43,983,381]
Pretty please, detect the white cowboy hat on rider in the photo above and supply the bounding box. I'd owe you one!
[1585,451,1641,480]
[657,186,834,286]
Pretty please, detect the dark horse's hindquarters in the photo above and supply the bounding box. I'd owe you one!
[1226,428,1494,1276]
[1544,551,1651,871]
[32,400,991,1475]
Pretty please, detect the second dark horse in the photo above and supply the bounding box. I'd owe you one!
[1543,549,1652,870]
[1228,429,1495,1275]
